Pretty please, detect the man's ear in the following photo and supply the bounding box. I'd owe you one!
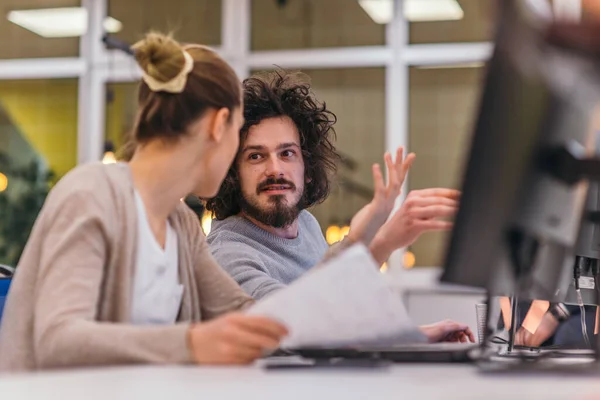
[208,107,231,143]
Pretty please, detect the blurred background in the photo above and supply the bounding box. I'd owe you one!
[0,0,496,271]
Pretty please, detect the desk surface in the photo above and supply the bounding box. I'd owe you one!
[1,362,599,400]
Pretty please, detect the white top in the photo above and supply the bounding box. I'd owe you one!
[130,190,183,325]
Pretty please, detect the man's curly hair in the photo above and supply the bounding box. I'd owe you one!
[205,70,340,220]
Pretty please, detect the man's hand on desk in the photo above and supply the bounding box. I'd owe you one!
[419,320,476,343]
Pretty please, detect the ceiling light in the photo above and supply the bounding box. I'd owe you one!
[7,7,122,38]
[359,0,394,24]
[359,0,464,24]
[406,0,464,22]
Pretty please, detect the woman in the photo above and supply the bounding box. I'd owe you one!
[0,32,290,372]
[0,32,471,372]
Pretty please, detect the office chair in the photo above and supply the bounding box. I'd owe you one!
[0,264,14,324]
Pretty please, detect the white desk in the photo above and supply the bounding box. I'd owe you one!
[1,362,599,400]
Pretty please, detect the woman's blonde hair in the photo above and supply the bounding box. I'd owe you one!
[129,32,241,144]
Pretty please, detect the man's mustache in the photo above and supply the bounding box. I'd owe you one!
[257,178,296,194]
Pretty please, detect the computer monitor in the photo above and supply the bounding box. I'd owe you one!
[440,0,600,303]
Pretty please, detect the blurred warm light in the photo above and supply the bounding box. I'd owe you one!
[380,262,388,273]
[201,211,213,235]
[0,173,7,192]
[326,225,341,245]
[340,225,350,240]
[102,151,116,164]
[403,251,415,269]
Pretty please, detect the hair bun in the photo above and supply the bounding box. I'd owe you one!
[132,32,186,83]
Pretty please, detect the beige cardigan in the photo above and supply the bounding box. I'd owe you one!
[0,163,254,372]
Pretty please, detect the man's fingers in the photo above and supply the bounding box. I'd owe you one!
[400,152,416,178]
[464,327,475,343]
[384,152,394,186]
[409,188,460,199]
[446,324,475,343]
[446,333,461,343]
[372,164,385,198]
[420,220,453,231]
[406,196,458,208]
[384,152,401,195]
[395,147,404,165]
[412,205,457,220]
[394,147,405,180]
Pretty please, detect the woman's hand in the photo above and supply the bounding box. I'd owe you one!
[188,313,288,365]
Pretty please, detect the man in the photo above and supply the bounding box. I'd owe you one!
[205,71,472,343]
[206,71,459,300]
[207,72,459,298]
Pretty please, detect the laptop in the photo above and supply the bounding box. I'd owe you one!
[288,342,480,363]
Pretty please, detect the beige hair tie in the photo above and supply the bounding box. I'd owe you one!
[142,50,194,93]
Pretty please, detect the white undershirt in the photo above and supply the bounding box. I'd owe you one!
[130,190,183,325]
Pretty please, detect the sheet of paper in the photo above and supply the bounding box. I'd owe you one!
[246,244,427,348]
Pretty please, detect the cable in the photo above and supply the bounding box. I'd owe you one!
[574,257,591,348]
[578,290,591,347]
[491,336,509,344]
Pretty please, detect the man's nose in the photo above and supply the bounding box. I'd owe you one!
[264,156,284,178]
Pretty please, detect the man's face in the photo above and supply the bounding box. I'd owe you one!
[237,116,305,228]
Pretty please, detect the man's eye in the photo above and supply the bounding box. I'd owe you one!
[249,153,262,160]
[282,150,295,157]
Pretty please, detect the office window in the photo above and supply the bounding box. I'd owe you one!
[408,65,485,267]
[104,82,138,159]
[409,0,494,44]
[0,79,78,266]
[251,0,385,50]
[108,0,221,47]
[0,0,81,59]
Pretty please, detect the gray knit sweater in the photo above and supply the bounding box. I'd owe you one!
[207,211,329,300]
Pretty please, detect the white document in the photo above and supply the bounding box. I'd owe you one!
[246,244,427,348]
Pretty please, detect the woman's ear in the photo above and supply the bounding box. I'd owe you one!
[208,107,231,143]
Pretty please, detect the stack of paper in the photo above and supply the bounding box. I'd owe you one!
[246,244,427,348]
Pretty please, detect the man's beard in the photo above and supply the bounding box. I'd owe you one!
[240,178,303,228]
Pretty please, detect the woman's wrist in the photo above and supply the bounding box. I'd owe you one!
[186,325,200,364]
